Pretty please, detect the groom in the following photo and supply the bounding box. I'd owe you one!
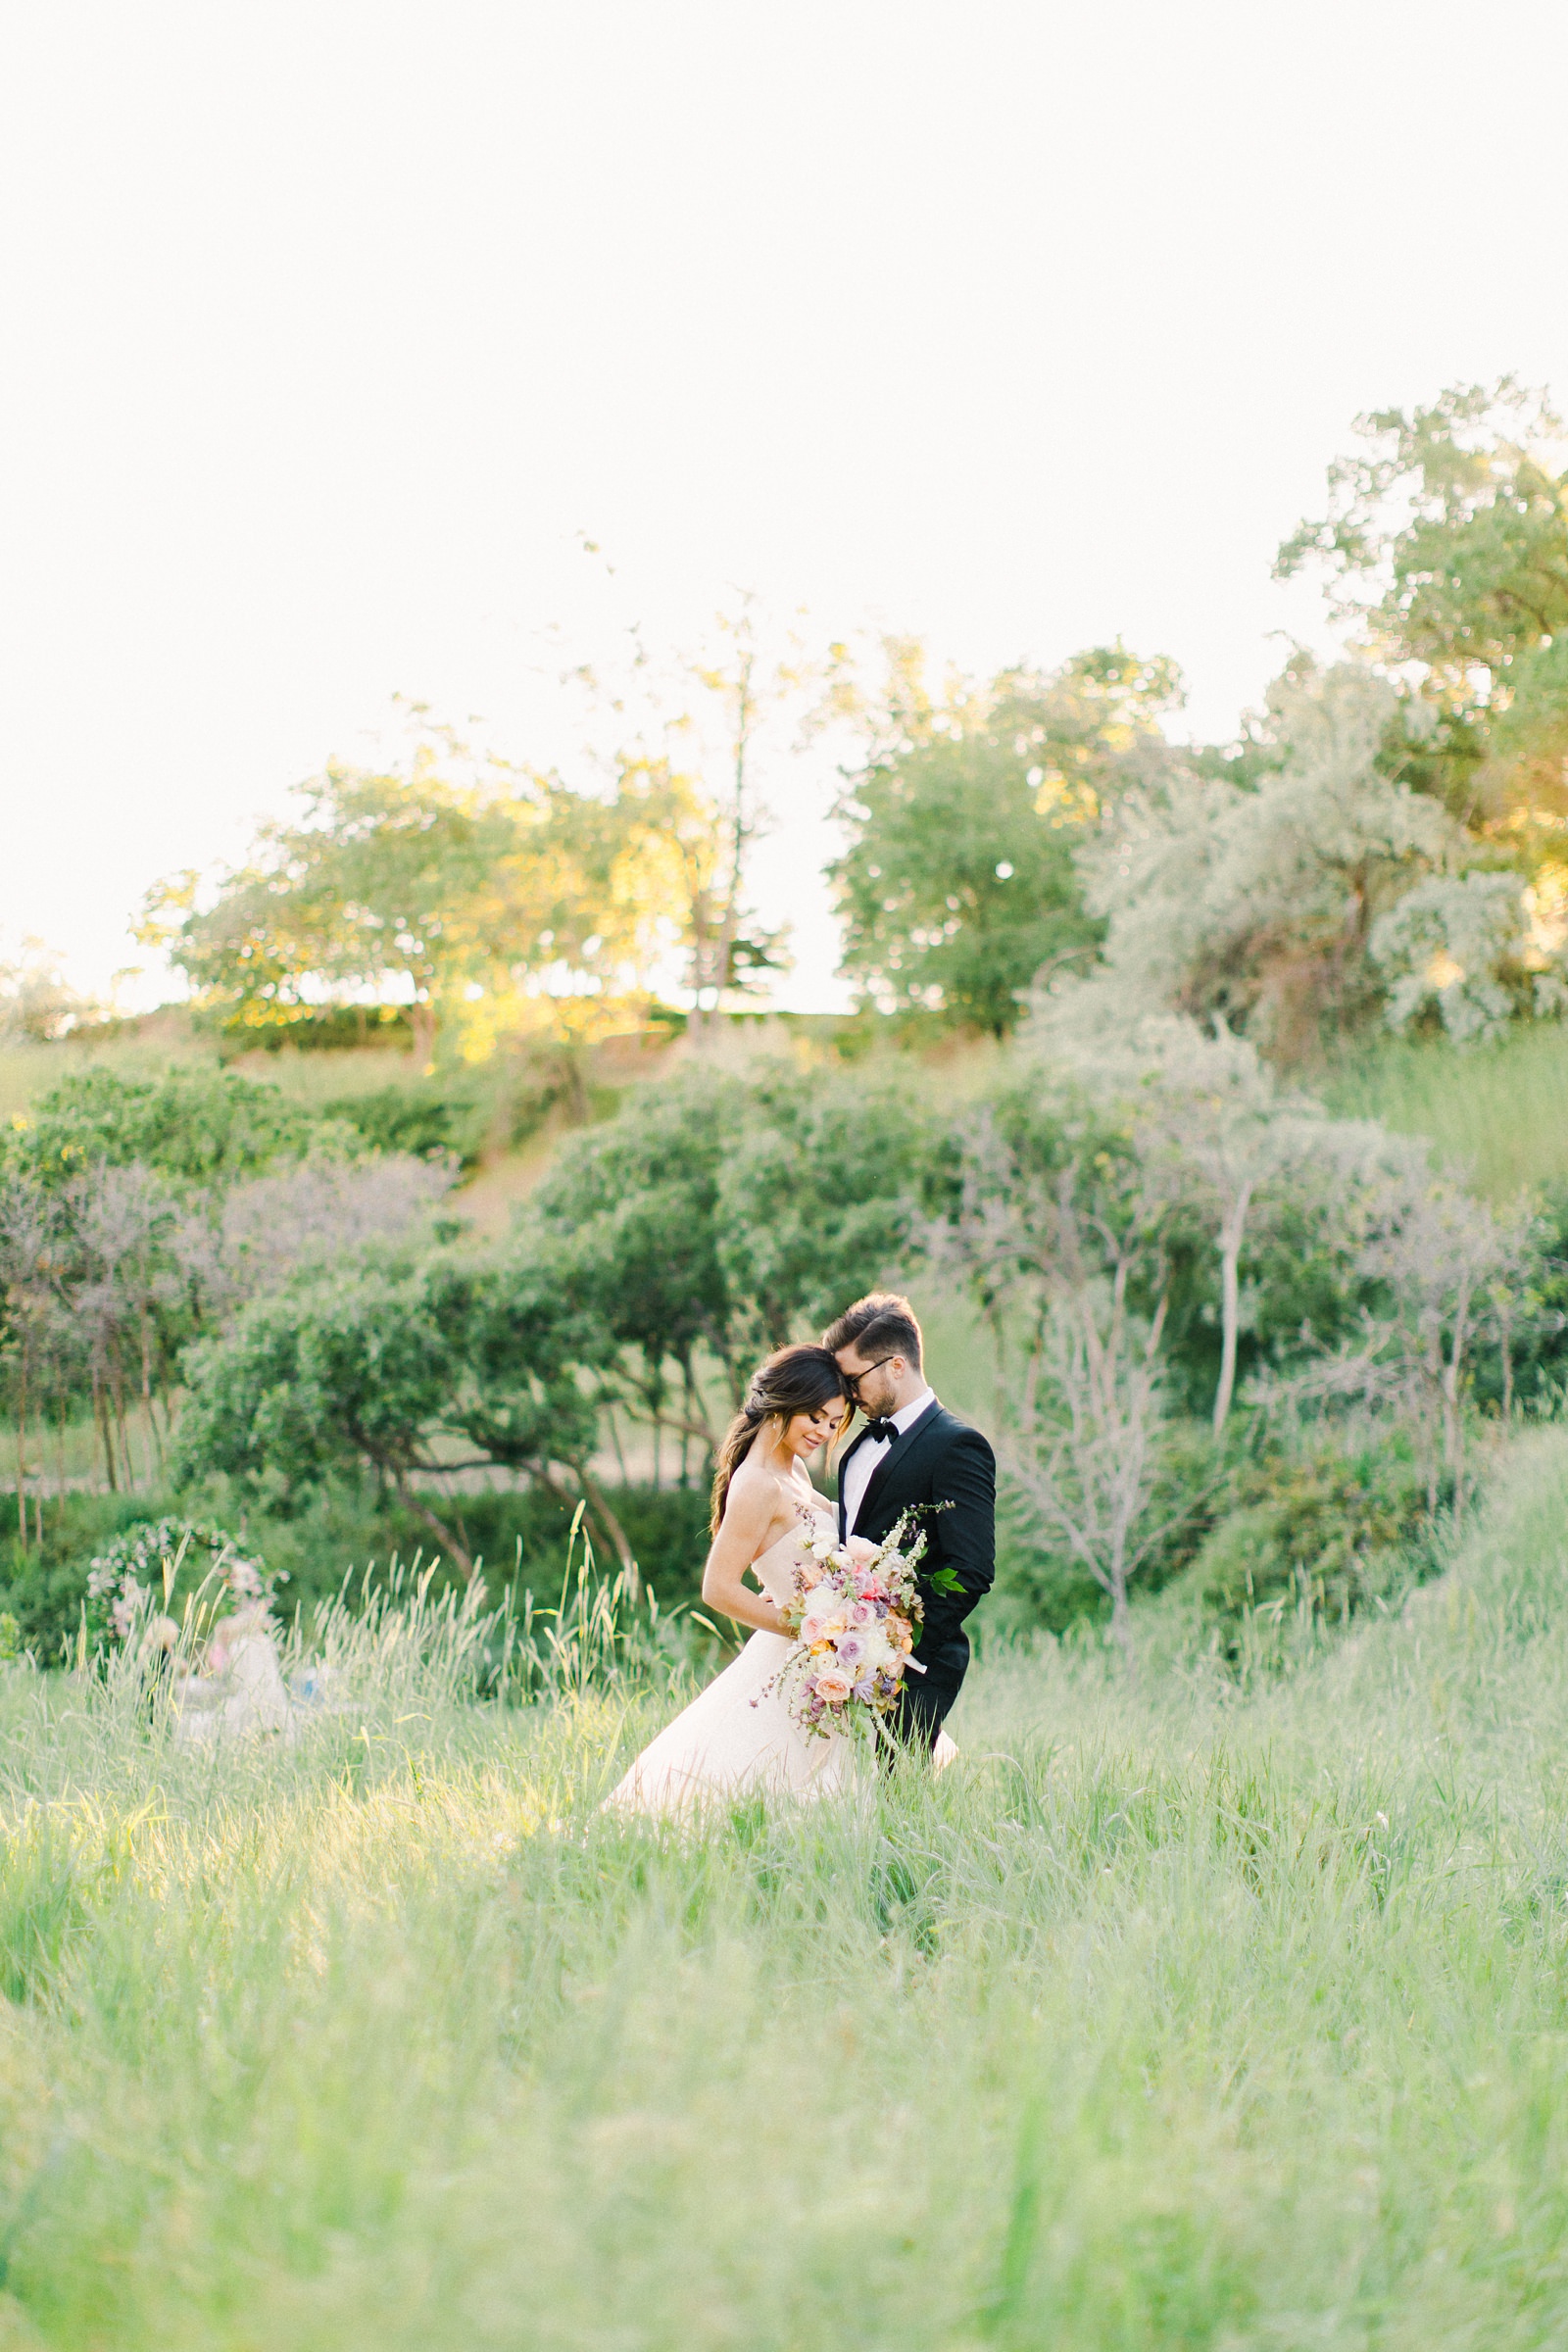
[824,1293,996,1755]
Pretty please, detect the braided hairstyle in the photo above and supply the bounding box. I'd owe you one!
[710,1344,852,1533]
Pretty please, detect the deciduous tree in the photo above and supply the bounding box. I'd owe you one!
[142,736,683,1066]
[1066,661,1459,1059]
[1277,379,1568,831]
[829,643,1180,1036]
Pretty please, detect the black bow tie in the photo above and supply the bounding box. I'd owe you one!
[858,1418,898,1443]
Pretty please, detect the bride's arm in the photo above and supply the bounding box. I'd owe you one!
[701,1476,794,1637]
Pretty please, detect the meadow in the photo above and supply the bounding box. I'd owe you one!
[1324,1023,1568,1200]
[4,1430,1568,2348]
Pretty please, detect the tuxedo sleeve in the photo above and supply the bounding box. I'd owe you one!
[920,1425,996,1648]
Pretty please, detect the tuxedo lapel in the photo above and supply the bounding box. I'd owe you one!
[855,1397,944,1531]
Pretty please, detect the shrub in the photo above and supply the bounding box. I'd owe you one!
[0,1493,187,1661]
[248,1481,715,1620]
[320,1066,550,1172]
[989,1419,1229,1638]
[1173,1435,1431,1659]
[0,1479,716,1666]
[4,1064,338,1188]
[1369,869,1554,1045]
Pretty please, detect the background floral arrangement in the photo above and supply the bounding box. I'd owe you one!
[85,1518,279,1652]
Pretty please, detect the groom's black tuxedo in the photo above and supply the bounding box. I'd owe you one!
[836,1399,996,1751]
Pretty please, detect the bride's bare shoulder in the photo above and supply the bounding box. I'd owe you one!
[722,1456,787,1524]
[723,1457,802,1544]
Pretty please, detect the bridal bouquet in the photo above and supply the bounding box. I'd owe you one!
[767,1509,930,1742]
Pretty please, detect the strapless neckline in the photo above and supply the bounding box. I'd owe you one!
[753,1502,833,1562]
[750,1499,835,1600]
[604,1488,957,1817]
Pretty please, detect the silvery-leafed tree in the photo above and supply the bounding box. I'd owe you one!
[945,1093,1187,1664]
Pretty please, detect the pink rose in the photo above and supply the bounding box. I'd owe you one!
[846,1536,879,1563]
[813,1669,854,1704]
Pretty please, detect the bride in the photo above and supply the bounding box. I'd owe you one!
[607,1344,861,1816]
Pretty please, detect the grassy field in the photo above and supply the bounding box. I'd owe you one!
[5,1435,1568,2346]
[1323,1023,1568,1199]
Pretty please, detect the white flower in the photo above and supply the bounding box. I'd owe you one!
[801,1587,848,1639]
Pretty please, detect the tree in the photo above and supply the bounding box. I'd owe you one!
[944,1092,1181,1661]
[1368,869,1568,1045]
[712,1070,938,1357]
[1068,660,1460,1060]
[564,596,811,1036]
[69,1161,184,1491]
[1102,1022,1320,1438]
[672,599,801,1038]
[176,1257,474,1565]
[1264,1164,1534,1516]
[0,1067,452,1516]
[828,643,1180,1036]
[216,1155,453,1304]
[529,1063,939,1466]
[424,1247,625,1563]
[1277,378,1568,830]
[142,735,682,1067]
[0,1176,59,1541]
[5,1065,324,1191]
[0,938,98,1043]
[533,1070,746,1456]
[176,1243,623,1574]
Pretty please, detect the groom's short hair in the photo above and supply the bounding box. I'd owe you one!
[823,1293,923,1371]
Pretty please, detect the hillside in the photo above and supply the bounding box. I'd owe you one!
[17,1005,1568,1206]
[1324,1025,1568,1200]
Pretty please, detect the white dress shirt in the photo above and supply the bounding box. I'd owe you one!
[841,1385,936,1535]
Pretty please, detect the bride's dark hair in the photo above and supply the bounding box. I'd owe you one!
[710,1344,851,1533]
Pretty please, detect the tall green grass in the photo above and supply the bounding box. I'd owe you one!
[1325,1022,1568,1198]
[5,1437,1568,2344]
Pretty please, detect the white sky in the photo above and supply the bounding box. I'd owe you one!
[4,0,1567,1013]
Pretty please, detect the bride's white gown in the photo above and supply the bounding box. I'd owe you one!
[607,1498,955,1817]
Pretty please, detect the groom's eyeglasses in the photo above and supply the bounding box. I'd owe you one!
[844,1354,895,1401]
